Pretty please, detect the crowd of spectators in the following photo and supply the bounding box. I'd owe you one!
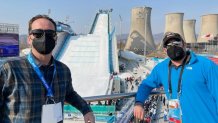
[143,94,167,123]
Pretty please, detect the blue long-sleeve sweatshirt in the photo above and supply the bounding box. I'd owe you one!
[136,51,218,123]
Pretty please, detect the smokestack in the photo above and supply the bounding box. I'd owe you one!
[197,14,218,43]
[183,19,197,43]
[124,7,156,53]
[165,13,185,40]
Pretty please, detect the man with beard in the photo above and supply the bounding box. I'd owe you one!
[134,32,218,123]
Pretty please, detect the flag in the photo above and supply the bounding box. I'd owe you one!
[169,117,181,123]
[209,57,218,64]
[201,33,214,40]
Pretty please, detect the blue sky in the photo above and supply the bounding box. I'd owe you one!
[0,0,218,35]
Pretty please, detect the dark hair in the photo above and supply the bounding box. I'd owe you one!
[28,15,56,33]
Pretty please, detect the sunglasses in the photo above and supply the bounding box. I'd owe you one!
[166,41,183,48]
[29,29,57,39]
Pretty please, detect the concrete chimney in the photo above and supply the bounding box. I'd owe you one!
[124,7,156,53]
[165,13,185,40]
[197,14,218,43]
[183,19,197,43]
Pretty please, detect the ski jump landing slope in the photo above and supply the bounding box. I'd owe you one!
[57,13,119,97]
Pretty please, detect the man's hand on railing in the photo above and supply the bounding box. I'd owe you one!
[84,112,95,123]
[134,104,145,121]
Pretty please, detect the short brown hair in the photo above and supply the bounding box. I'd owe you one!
[28,14,56,33]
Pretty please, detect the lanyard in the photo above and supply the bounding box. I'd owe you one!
[27,53,56,97]
[168,56,187,99]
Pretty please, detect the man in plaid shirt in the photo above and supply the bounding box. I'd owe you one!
[0,15,95,123]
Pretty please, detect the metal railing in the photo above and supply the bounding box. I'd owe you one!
[82,90,165,102]
[65,90,165,123]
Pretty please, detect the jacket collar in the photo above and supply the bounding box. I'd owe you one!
[30,52,54,67]
[188,51,198,65]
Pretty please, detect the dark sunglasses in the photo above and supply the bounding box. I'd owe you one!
[166,41,183,49]
[29,29,57,39]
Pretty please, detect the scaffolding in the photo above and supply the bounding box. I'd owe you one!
[0,23,19,34]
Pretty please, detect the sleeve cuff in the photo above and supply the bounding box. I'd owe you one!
[82,105,93,115]
[134,101,144,107]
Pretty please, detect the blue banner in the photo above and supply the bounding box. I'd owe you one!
[0,33,19,57]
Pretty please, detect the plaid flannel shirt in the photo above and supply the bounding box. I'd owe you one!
[0,55,92,123]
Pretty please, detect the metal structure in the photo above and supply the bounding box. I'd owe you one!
[84,91,164,123]
[164,13,185,40]
[82,90,164,102]
[0,23,19,33]
[124,7,156,54]
[183,19,197,43]
[57,11,119,97]
[197,14,218,43]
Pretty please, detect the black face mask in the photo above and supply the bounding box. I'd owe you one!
[167,46,185,61]
[32,34,56,55]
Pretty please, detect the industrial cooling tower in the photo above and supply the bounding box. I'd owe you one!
[183,20,197,43]
[197,14,218,43]
[124,7,156,54]
[165,13,185,40]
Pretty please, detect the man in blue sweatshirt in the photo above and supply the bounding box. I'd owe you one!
[134,32,218,123]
